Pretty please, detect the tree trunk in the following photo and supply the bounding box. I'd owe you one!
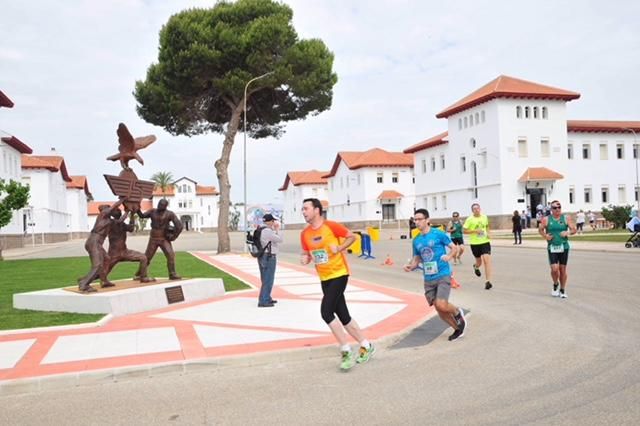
[215,103,243,253]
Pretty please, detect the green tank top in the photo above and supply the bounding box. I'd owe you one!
[547,214,569,249]
[450,221,463,239]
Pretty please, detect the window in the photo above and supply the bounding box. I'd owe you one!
[188,200,193,208]
[392,172,399,183]
[464,117,468,128]
[634,144,639,159]
[357,173,361,185]
[376,172,383,183]
[567,143,574,159]
[421,159,427,174]
[208,205,211,215]
[481,111,486,122]
[440,155,445,169]
[471,161,478,199]
[524,106,530,118]
[616,144,624,159]
[569,187,574,204]
[423,197,428,210]
[636,186,639,203]
[458,119,462,130]
[618,185,626,203]
[460,156,466,172]
[533,106,539,119]
[432,196,438,210]
[518,139,528,157]
[177,186,182,193]
[601,187,609,203]
[542,107,548,119]
[599,144,608,160]
[470,138,476,148]
[187,185,192,193]
[516,106,522,118]
[475,112,479,124]
[582,144,591,159]
[200,198,203,206]
[584,188,592,203]
[469,115,474,127]
[430,157,436,172]
[540,139,550,157]
[442,195,447,210]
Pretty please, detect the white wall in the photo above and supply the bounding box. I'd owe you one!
[0,143,26,235]
[281,183,328,225]
[66,188,89,233]
[22,169,70,234]
[151,178,219,230]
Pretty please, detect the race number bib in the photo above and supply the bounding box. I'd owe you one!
[423,261,439,275]
[549,244,565,253]
[311,249,329,265]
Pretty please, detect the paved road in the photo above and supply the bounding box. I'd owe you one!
[2,231,639,425]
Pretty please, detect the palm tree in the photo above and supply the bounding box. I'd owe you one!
[150,171,173,198]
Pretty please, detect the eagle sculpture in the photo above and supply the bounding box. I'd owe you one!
[106,123,156,170]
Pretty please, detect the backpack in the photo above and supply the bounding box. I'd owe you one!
[246,226,271,258]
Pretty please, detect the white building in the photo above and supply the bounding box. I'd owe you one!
[66,176,92,236]
[278,170,328,226]
[323,148,415,226]
[21,155,73,242]
[405,75,639,227]
[151,177,220,231]
[1,135,33,238]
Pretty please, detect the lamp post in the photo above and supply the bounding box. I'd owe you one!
[243,71,274,249]
[624,128,639,211]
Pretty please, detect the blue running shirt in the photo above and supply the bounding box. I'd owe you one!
[412,228,453,281]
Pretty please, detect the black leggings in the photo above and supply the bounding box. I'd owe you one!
[320,275,352,325]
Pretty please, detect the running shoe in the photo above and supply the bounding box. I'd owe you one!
[473,265,481,277]
[448,328,464,341]
[485,281,492,290]
[455,308,466,329]
[560,291,568,299]
[356,344,376,364]
[551,283,560,297]
[340,351,355,370]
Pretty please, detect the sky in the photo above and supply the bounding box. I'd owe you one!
[1,0,639,205]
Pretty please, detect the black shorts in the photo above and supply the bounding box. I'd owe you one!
[548,249,569,265]
[451,237,464,245]
[470,242,491,258]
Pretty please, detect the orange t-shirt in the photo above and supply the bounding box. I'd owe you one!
[300,221,351,281]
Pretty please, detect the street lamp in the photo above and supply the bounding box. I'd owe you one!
[243,71,274,248]
[624,128,639,211]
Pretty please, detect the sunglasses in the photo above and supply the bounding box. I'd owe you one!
[551,205,561,210]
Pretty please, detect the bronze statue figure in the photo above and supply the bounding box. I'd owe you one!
[107,123,156,170]
[77,198,125,292]
[135,199,183,280]
[106,210,155,283]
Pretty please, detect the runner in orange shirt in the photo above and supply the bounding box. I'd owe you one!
[300,198,375,371]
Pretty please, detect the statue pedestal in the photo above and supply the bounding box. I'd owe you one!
[13,278,225,317]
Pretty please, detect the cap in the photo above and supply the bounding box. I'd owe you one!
[263,213,276,222]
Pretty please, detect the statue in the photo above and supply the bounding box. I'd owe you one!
[107,123,156,170]
[105,210,155,283]
[77,199,125,292]
[135,199,183,280]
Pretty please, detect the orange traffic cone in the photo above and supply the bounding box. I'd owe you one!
[383,254,394,266]
[451,272,461,289]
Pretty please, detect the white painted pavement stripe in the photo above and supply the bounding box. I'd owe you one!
[0,339,36,369]
[194,325,319,348]
[42,328,180,364]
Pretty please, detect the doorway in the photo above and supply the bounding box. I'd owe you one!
[180,215,192,231]
[382,204,396,221]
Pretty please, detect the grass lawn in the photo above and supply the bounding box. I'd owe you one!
[0,252,250,331]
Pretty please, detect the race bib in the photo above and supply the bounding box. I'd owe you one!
[549,244,565,253]
[423,261,439,275]
[311,249,329,265]
[477,230,485,237]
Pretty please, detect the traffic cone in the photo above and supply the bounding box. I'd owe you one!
[383,254,394,266]
[451,272,461,289]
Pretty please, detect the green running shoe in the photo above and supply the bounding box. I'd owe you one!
[340,351,355,371]
[356,344,376,364]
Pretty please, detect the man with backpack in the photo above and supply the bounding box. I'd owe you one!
[256,213,283,307]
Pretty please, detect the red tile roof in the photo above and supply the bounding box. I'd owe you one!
[567,120,640,134]
[403,131,448,153]
[324,148,413,178]
[436,75,580,118]
[21,155,72,182]
[278,170,328,191]
[1,136,33,154]
[377,190,404,200]
[320,200,329,208]
[518,167,564,182]
[152,185,175,196]
[67,175,93,198]
[0,90,14,108]
[196,185,219,195]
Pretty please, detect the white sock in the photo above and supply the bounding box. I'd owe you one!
[341,344,351,353]
[360,340,370,349]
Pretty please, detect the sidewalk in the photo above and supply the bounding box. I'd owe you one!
[0,252,430,395]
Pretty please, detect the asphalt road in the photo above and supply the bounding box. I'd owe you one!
[2,231,639,425]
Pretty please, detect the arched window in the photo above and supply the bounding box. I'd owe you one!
[542,106,548,119]
[533,106,539,119]
[458,118,462,130]
[470,138,477,149]
[469,115,474,126]
[524,106,530,119]
[475,112,479,124]
[516,106,522,119]
[471,161,478,199]
[481,111,486,122]
[464,117,468,128]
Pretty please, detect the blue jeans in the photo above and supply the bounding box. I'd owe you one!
[258,255,276,304]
